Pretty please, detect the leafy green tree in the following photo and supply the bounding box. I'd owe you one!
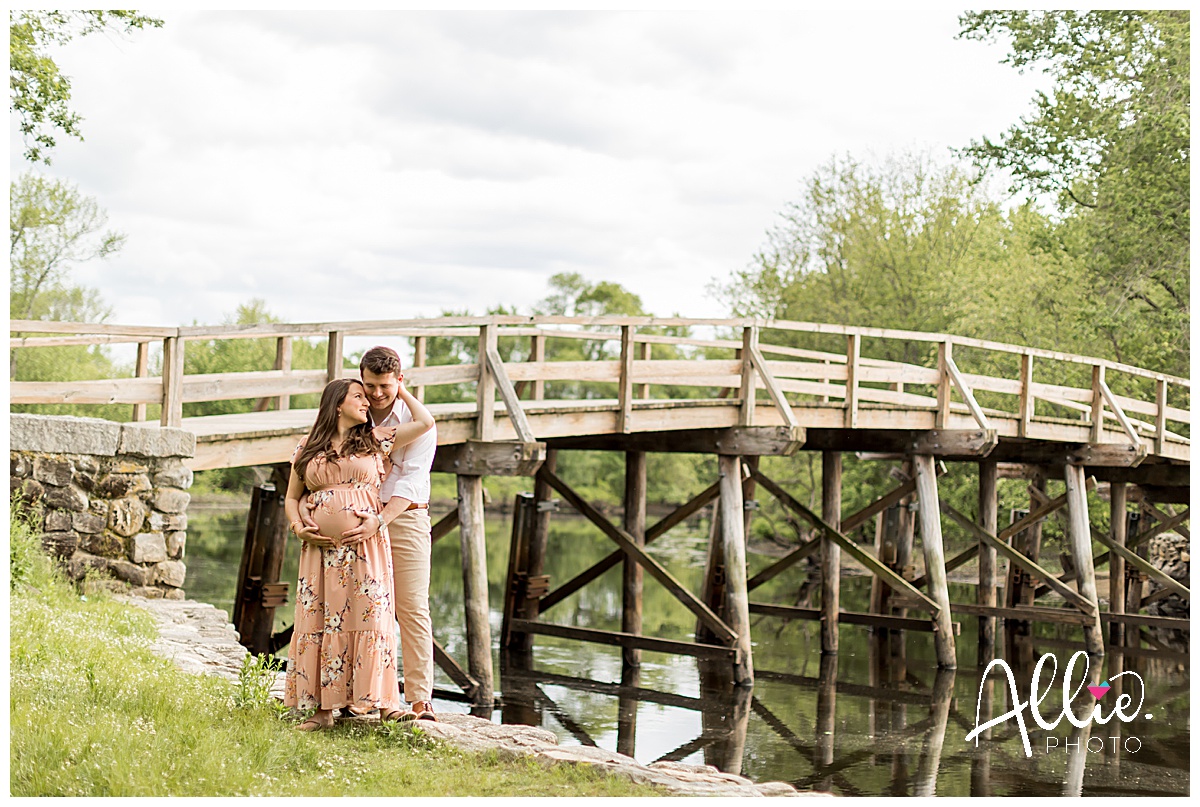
[10,10,163,164]
[10,171,123,322]
[9,171,125,398]
[959,10,1189,375]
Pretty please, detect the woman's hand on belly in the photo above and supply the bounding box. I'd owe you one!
[339,509,382,546]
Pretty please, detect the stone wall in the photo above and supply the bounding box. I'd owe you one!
[10,414,195,599]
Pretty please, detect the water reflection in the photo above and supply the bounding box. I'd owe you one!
[186,499,1190,796]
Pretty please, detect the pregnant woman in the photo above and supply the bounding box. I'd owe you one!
[282,376,435,731]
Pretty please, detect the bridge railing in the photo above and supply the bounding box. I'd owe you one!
[10,317,1190,458]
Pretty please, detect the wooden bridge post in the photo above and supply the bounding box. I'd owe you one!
[913,454,957,668]
[616,665,639,759]
[935,341,952,429]
[530,333,545,401]
[233,476,289,656]
[820,451,842,654]
[412,335,427,403]
[977,461,998,665]
[476,324,496,442]
[717,454,753,685]
[273,336,292,411]
[618,326,635,434]
[160,335,184,428]
[1064,465,1105,655]
[457,474,495,711]
[1124,511,1145,648]
[1109,482,1128,646]
[132,341,150,422]
[501,492,537,653]
[622,450,647,667]
[325,330,343,383]
[739,325,757,426]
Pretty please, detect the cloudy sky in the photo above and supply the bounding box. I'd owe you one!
[12,9,1048,328]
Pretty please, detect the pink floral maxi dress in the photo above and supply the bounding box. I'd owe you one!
[283,440,401,713]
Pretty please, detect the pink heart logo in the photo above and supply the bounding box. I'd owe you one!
[1087,683,1111,699]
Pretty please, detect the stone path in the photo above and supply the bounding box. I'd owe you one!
[128,596,823,797]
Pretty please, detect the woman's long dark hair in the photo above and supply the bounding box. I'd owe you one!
[293,378,382,483]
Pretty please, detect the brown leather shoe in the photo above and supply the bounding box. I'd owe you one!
[401,701,437,722]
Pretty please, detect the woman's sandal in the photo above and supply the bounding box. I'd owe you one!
[295,711,334,732]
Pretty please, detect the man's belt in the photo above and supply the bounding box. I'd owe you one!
[405,502,429,511]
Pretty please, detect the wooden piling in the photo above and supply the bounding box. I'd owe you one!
[1064,464,1105,655]
[616,665,639,758]
[457,474,495,710]
[820,451,842,655]
[913,454,957,669]
[233,475,289,656]
[622,451,647,667]
[977,461,998,665]
[815,653,838,792]
[717,455,753,685]
[501,492,537,653]
[1109,482,1127,646]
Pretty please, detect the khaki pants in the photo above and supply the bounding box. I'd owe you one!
[386,509,434,703]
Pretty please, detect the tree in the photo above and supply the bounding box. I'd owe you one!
[10,171,124,322]
[959,11,1189,375]
[10,10,163,164]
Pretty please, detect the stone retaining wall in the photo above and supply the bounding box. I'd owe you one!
[11,414,195,598]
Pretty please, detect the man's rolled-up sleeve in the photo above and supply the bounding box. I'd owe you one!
[383,423,436,503]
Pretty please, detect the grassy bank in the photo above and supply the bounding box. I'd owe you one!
[9,509,657,797]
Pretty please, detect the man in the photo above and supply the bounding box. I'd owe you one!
[309,345,438,721]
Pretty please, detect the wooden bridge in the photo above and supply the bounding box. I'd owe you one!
[11,316,1191,710]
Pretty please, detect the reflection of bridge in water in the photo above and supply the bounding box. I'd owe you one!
[12,316,1191,771]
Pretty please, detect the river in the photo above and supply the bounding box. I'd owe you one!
[185,496,1189,796]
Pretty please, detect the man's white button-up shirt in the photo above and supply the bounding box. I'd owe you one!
[371,399,436,505]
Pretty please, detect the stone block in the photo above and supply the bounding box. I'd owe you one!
[33,457,74,486]
[81,578,128,597]
[72,511,106,534]
[66,552,110,580]
[74,469,97,492]
[108,498,147,537]
[111,460,150,474]
[151,487,191,514]
[40,531,78,559]
[11,454,29,478]
[95,473,152,499]
[149,511,188,532]
[153,460,194,490]
[156,560,187,588]
[110,559,153,587]
[166,531,187,559]
[10,415,122,456]
[128,586,165,599]
[76,455,100,474]
[81,532,124,558]
[118,424,195,459]
[163,588,186,600]
[130,532,168,564]
[43,484,88,512]
[45,510,73,532]
[16,479,44,506]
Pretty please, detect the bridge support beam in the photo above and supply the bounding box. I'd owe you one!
[913,454,957,668]
[622,450,646,667]
[977,461,998,666]
[1064,465,1105,655]
[717,455,754,685]
[820,451,842,655]
[457,474,495,712]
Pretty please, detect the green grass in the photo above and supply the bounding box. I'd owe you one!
[9,508,659,797]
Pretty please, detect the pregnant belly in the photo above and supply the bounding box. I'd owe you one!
[312,503,371,539]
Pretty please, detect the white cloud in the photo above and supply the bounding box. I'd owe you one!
[10,9,1048,327]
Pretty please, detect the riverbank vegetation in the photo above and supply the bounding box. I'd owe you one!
[9,506,655,797]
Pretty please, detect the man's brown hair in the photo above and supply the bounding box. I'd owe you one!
[360,346,402,377]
